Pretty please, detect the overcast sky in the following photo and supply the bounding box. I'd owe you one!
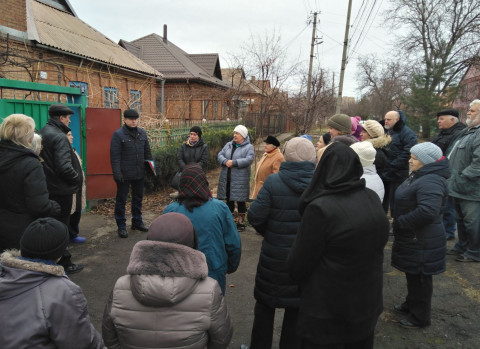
[68,0,391,98]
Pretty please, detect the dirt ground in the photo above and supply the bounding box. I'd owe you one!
[69,140,480,349]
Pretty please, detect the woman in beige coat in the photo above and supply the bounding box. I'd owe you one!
[102,212,233,349]
[251,135,284,199]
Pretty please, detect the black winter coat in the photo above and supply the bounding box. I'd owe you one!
[431,122,467,155]
[177,138,209,171]
[110,125,153,181]
[288,143,389,345]
[0,141,60,251]
[383,111,418,182]
[248,161,315,309]
[40,118,80,195]
[392,159,449,275]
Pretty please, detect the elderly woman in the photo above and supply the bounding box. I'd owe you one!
[391,142,449,328]
[251,135,284,199]
[164,163,241,293]
[288,142,389,349]
[217,125,254,230]
[0,114,60,252]
[360,119,391,182]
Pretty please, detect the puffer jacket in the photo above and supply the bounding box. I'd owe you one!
[217,136,254,202]
[248,161,314,308]
[383,111,418,182]
[39,118,81,195]
[0,250,103,349]
[362,165,385,201]
[365,134,391,182]
[110,124,153,181]
[0,141,60,251]
[102,240,233,349]
[447,124,480,201]
[392,159,450,275]
[250,147,285,199]
[177,138,209,171]
[431,122,466,155]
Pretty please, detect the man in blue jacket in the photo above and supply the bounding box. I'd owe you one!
[110,109,153,238]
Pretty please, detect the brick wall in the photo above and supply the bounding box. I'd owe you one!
[0,0,27,32]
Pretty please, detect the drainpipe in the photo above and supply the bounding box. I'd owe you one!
[160,78,165,115]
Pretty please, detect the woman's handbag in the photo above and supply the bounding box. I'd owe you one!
[170,171,182,190]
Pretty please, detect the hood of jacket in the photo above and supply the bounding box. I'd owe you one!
[299,142,365,213]
[412,157,450,180]
[232,135,251,147]
[365,134,392,149]
[46,117,71,134]
[391,110,407,132]
[278,161,315,194]
[0,141,38,174]
[0,250,65,301]
[127,240,208,307]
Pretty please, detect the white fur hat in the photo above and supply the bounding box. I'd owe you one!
[234,125,248,138]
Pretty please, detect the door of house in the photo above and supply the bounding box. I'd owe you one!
[85,107,121,199]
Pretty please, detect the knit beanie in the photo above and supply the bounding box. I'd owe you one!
[148,212,198,249]
[327,114,352,134]
[283,137,317,163]
[410,142,443,165]
[20,218,69,260]
[300,134,312,142]
[362,120,385,138]
[190,126,202,138]
[350,141,377,167]
[234,125,248,138]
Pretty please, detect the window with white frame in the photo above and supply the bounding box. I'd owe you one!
[104,87,118,108]
[130,90,141,111]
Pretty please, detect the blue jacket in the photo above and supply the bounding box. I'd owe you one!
[217,136,254,202]
[383,111,417,182]
[248,161,315,308]
[110,125,152,181]
[392,159,449,275]
[163,198,241,291]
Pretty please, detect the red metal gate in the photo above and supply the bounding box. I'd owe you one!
[85,108,121,199]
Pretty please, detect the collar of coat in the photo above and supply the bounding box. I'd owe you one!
[47,117,71,134]
[365,134,392,149]
[127,240,208,279]
[0,250,65,276]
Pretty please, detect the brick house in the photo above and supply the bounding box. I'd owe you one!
[453,60,480,120]
[120,26,232,121]
[0,0,163,119]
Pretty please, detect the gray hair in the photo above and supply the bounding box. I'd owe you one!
[470,99,480,108]
[31,133,43,155]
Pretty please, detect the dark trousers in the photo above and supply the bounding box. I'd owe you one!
[68,211,81,239]
[442,196,457,239]
[382,181,402,216]
[227,200,247,214]
[299,332,374,349]
[250,301,299,349]
[50,194,73,267]
[403,273,433,327]
[115,178,145,228]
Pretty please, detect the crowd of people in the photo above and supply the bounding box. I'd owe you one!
[1,99,480,348]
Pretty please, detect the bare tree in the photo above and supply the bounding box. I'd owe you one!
[388,0,480,137]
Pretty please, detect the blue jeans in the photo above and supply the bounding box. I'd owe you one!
[443,196,457,239]
[453,198,480,261]
[114,178,145,228]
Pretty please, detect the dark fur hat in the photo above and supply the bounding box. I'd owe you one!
[264,135,280,147]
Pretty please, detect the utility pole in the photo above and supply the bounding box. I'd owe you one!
[306,11,318,126]
[335,0,353,114]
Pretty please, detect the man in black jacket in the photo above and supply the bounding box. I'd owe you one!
[110,109,153,238]
[431,109,466,241]
[40,104,83,274]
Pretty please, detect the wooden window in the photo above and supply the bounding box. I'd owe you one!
[130,90,141,111]
[104,87,118,108]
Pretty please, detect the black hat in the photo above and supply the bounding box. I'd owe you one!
[20,218,69,260]
[322,132,331,145]
[190,126,202,138]
[49,104,74,117]
[264,135,280,147]
[437,109,459,118]
[124,109,140,119]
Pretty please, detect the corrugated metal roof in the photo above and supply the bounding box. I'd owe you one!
[121,34,229,88]
[188,54,220,77]
[27,0,162,77]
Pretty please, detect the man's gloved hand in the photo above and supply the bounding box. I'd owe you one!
[114,175,124,183]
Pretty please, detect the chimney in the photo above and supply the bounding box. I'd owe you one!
[251,76,256,81]
[163,24,168,44]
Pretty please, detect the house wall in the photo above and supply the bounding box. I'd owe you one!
[0,38,161,120]
[452,64,480,120]
[0,0,27,32]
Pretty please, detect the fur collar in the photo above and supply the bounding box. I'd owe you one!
[0,250,65,276]
[127,240,208,280]
[366,134,392,149]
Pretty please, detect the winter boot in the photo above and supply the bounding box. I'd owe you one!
[237,213,246,231]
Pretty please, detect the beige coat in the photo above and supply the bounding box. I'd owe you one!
[250,148,284,199]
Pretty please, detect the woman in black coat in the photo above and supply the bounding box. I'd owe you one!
[177,126,209,172]
[288,142,389,349]
[0,114,60,252]
[391,142,449,328]
[247,137,316,349]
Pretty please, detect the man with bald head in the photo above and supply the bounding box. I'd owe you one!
[432,109,466,241]
[382,110,417,216]
[447,100,480,262]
